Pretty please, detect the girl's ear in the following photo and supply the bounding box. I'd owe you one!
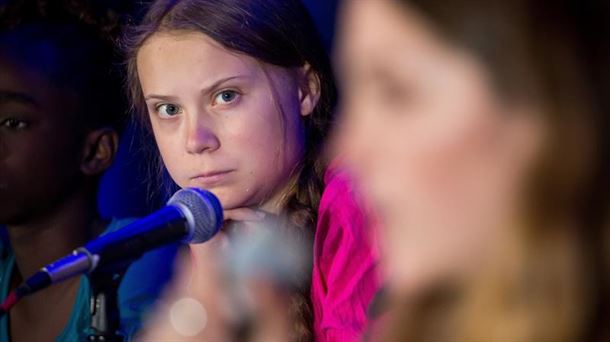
[80,127,119,176]
[297,63,321,117]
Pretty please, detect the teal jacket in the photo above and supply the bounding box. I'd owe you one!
[0,218,178,341]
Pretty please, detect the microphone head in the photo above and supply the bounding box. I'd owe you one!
[167,188,223,243]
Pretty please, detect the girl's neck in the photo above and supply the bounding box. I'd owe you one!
[5,188,106,342]
[259,172,301,215]
[6,189,103,281]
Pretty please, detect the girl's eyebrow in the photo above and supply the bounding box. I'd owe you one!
[144,75,252,102]
[0,90,39,107]
[199,75,251,94]
[144,94,179,102]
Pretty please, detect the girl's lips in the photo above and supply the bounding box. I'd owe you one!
[190,170,234,187]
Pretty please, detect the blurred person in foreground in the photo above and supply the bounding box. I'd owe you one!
[336,0,609,341]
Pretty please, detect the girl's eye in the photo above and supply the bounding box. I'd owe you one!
[1,118,28,130]
[213,90,239,105]
[156,103,182,118]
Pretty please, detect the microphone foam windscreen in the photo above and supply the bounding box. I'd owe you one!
[168,188,223,243]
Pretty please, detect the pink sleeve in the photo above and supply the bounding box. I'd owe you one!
[311,168,380,341]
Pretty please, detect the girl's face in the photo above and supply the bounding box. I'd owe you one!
[137,32,309,211]
[0,51,88,225]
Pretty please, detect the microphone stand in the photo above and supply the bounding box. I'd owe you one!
[86,264,128,342]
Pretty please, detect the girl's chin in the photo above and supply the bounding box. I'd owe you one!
[214,193,261,211]
[185,185,276,213]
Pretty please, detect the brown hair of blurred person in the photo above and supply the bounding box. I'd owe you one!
[338,0,609,341]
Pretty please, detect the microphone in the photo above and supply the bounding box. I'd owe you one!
[12,188,223,301]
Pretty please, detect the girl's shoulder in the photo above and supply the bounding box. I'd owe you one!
[318,160,375,234]
[312,160,381,341]
[316,159,380,255]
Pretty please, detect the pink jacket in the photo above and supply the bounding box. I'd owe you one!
[311,165,380,341]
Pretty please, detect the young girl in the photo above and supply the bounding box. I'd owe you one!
[124,0,379,340]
